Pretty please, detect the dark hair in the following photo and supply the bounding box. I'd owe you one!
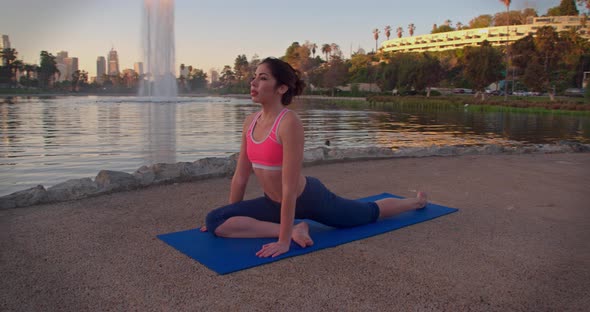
[259,57,305,105]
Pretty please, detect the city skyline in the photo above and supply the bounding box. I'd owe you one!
[1,0,562,78]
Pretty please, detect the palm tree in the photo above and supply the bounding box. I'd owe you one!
[384,25,392,40]
[396,27,403,38]
[408,23,416,36]
[500,0,511,101]
[372,28,380,52]
[321,43,332,61]
[311,43,318,58]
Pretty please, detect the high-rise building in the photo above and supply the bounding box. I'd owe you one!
[134,62,144,76]
[108,48,119,75]
[55,51,69,81]
[54,51,78,81]
[97,56,106,83]
[0,34,9,66]
[1,34,10,49]
[63,57,78,80]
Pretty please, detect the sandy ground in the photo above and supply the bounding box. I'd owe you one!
[1,153,589,311]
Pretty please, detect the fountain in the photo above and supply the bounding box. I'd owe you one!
[139,0,178,98]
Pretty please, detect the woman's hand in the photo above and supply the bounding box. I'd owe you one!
[256,241,290,258]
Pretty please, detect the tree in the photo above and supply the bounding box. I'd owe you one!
[500,0,511,101]
[348,52,376,83]
[310,43,317,58]
[21,64,38,88]
[0,48,19,87]
[188,68,208,91]
[415,53,443,97]
[71,70,80,91]
[38,51,59,88]
[462,41,504,100]
[284,42,311,73]
[456,22,463,30]
[219,65,235,89]
[431,25,454,34]
[396,27,403,38]
[534,26,561,100]
[469,15,493,28]
[321,43,332,61]
[372,28,380,52]
[547,0,579,15]
[322,55,348,96]
[384,25,391,40]
[233,54,249,82]
[408,23,416,36]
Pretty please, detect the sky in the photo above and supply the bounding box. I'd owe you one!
[0,0,566,78]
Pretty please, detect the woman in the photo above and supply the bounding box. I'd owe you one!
[201,57,427,258]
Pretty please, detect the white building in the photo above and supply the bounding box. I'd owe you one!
[382,16,590,54]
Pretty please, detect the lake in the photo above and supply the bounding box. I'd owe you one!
[1,95,588,196]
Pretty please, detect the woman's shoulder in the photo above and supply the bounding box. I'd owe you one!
[282,109,301,124]
[278,109,303,135]
[242,112,259,127]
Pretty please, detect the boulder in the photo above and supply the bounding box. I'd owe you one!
[0,185,47,209]
[46,178,98,202]
[95,170,139,192]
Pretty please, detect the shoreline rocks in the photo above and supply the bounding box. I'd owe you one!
[1,142,588,210]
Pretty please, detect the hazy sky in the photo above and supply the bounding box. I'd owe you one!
[0,0,563,78]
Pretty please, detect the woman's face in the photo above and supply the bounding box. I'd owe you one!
[250,63,284,104]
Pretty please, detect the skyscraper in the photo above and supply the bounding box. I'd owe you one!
[0,35,9,66]
[108,48,119,75]
[134,62,144,76]
[64,57,78,80]
[97,56,106,83]
[55,51,68,81]
[1,34,10,49]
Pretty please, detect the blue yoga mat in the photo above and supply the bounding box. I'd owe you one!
[157,193,458,275]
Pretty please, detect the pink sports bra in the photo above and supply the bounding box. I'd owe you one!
[246,108,290,171]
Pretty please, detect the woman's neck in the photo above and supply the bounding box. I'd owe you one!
[259,102,284,122]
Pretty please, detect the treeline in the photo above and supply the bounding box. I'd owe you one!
[213,24,590,100]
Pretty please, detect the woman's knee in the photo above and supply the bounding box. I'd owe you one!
[205,208,226,236]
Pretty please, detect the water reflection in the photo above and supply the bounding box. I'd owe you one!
[144,103,176,164]
[0,96,588,196]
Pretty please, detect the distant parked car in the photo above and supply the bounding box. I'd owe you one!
[453,88,473,94]
[564,88,584,97]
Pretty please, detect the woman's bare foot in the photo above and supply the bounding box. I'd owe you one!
[417,191,428,209]
[292,222,314,248]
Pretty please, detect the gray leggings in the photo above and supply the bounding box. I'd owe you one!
[205,176,380,235]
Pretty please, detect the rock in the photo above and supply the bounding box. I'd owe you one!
[46,178,98,202]
[557,140,590,152]
[0,185,47,209]
[3,143,590,209]
[133,165,156,186]
[151,162,187,182]
[95,170,139,192]
[191,157,233,178]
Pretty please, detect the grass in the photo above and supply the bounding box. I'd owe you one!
[366,95,590,115]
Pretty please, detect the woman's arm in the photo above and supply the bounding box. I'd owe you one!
[278,113,304,242]
[229,114,254,204]
[256,112,304,257]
